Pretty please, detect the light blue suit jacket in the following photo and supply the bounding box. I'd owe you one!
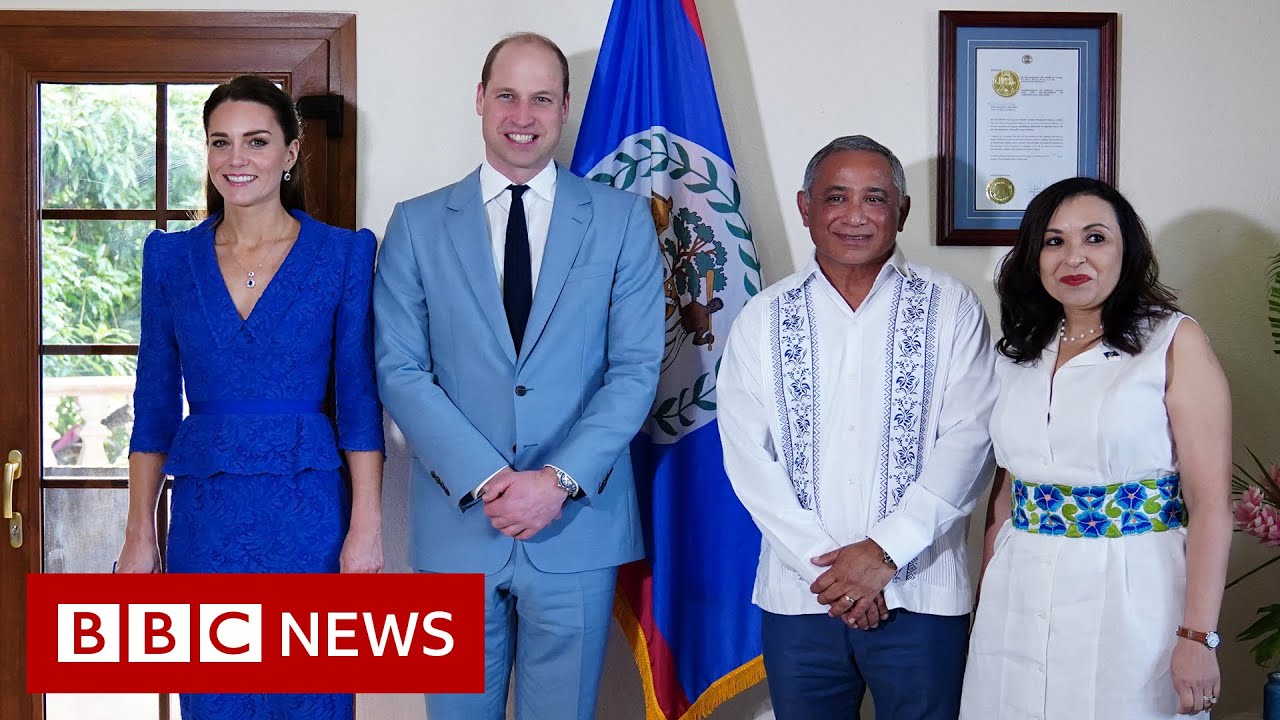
[374,164,663,575]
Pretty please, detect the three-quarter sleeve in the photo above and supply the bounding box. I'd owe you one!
[128,230,183,455]
[333,228,385,453]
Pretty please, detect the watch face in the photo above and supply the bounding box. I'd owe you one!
[1205,631,1220,649]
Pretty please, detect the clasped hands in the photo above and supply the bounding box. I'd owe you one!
[483,467,569,540]
[809,539,897,630]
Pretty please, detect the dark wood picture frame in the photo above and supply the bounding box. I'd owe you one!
[937,11,1118,246]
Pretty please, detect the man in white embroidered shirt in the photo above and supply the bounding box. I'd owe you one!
[718,135,996,719]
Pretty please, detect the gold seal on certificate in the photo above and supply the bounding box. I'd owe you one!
[992,70,1021,97]
[986,177,1016,204]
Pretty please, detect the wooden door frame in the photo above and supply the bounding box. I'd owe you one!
[0,12,356,720]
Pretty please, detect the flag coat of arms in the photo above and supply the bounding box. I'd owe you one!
[571,1,766,718]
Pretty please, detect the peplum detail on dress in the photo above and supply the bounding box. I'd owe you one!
[130,210,383,479]
[162,412,343,478]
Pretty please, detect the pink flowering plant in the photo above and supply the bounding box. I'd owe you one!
[1229,447,1280,667]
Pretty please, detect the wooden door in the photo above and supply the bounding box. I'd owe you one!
[0,12,358,719]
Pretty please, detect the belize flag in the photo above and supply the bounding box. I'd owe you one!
[571,1,766,718]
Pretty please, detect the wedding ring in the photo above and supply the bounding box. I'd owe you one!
[1204,694,1217,705]
[842,594,857,607]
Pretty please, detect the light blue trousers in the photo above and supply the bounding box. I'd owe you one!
[425,542,618,720]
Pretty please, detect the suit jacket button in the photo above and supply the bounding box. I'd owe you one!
[514,385,527,396]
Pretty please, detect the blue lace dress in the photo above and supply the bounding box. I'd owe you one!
[128,210,384,720]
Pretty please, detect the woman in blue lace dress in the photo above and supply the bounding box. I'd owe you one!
[116,75,384,720]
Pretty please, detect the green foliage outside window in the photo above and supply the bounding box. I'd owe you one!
[40,84,209,462]
[40,84,208,378]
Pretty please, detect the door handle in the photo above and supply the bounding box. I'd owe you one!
[3,449,22,548]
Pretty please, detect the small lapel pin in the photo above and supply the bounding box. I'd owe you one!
[1103,350,1119,358]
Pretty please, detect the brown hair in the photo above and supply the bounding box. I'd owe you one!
[480,32,569,96]
[201,75,306,218]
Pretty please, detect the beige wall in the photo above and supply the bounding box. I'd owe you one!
[11,1,1278,717]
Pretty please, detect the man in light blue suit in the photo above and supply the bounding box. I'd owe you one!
[373,32,663,720]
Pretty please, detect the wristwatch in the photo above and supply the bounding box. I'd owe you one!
[549,466,579,497]
[1175,626,1221,649]
[882,549,897,569]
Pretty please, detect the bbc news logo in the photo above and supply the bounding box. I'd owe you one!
[28,574,483,693]
[58,604,456,663]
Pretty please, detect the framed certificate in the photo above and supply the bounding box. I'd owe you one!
[937,11,1117,246]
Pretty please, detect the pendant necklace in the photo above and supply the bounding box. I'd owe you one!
[223,224,293,289]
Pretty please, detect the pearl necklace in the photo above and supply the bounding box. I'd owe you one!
[1059,320,1102,343]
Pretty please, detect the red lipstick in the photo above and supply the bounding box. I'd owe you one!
[1059,274,1091,287]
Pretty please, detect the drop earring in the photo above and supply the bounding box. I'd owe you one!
[283,170,292,182]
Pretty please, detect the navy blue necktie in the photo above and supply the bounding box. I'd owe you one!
[503,184,532,354]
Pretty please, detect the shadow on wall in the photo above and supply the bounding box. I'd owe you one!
[561,13,795,295]
[698,0,791,287]
[1156,208,1279,418]
[556,47,600,170]
[1156,208,1279,718]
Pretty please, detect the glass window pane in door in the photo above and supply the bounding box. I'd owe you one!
[41,220,151,346]
[41,357,137,476]
[167,84,219,212]
[41,487,129,573]
[40,84,157,210]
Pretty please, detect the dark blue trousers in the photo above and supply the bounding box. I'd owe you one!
[761,609,968,720]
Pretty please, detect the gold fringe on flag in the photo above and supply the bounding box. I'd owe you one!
[613,587,766,720]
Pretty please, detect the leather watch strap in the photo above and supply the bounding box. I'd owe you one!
[1174,625,1219,648]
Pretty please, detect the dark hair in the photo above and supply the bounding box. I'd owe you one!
[202,75,306,217]
[995,176,1178,363]
[480,32,570,97]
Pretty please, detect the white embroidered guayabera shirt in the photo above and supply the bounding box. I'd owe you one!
[718,248,997,616]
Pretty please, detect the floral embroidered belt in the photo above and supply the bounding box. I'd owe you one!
[1010,475,1187,538]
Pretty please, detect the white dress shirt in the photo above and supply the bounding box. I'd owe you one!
[718,248,996,616]
[479,160,557,296]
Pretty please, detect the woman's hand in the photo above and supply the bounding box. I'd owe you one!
[339,524,383,574]
[115,536,161,573]
[1171,638,1220,715]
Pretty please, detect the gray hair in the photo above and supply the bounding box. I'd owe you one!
[801,135,907,200]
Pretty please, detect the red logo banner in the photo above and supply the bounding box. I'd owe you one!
[27,573,484,693]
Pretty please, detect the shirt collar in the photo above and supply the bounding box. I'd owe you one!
[1042,332,1125,366]
[480,160,557,204]
[883,245,911,279]
[801,244,912,287]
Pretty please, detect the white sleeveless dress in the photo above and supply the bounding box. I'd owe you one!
[960,313,1207,719]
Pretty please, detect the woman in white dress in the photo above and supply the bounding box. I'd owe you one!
[960,177,1233,719]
